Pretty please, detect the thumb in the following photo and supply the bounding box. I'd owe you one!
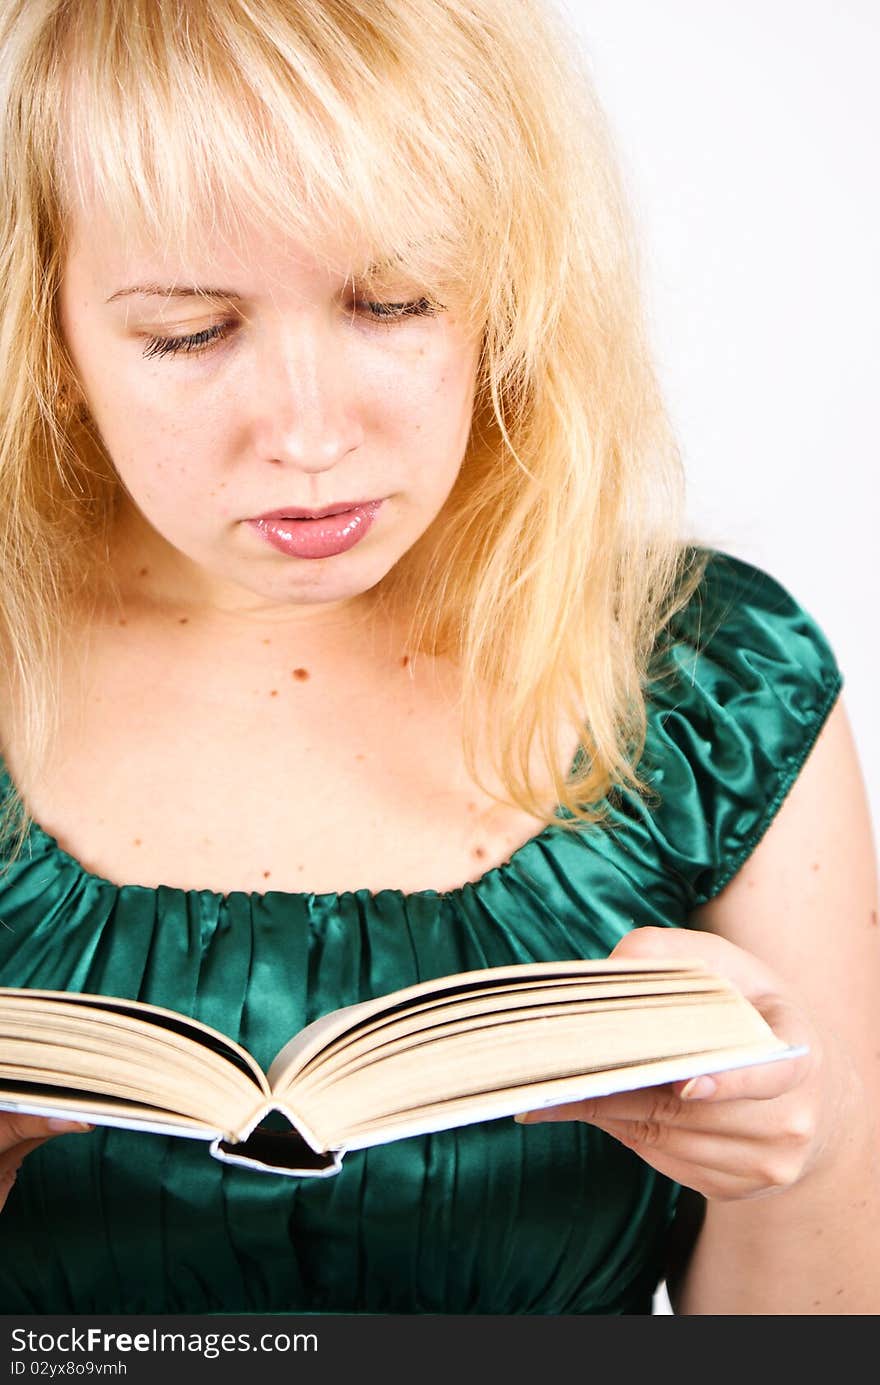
[608,925,782,1000]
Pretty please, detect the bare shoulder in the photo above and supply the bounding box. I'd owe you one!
[691,694,880,1099]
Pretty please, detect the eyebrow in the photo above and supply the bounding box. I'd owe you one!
[105,285,245,303]
[105,261,400,305]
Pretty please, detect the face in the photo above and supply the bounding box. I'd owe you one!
[58,201,481,627]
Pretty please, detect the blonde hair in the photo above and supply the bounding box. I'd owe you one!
[0,0,706,867]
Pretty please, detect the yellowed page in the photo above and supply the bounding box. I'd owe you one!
[336,1042,802,1152]
[267,959,706,1089]
[296,990,785,1147]
[289,976,726,1097]
[0,988,269,1091]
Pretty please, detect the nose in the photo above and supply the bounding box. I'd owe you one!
[254,317,364,473]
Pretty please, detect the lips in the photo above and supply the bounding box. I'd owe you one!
[254,501,377,521]
[247,499,384,559]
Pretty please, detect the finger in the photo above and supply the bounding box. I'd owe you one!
[668,992,814,1103]
[595,1117,808,1195]
[0,1163,22,1212]
[0,1137,55,1177]
[593,1137,768,1201]
[608,926,784,998]
[516,1062,807,1128]
[673,1050,811,1104]
[0,1114,92,1152]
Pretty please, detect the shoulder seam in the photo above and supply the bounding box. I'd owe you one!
[690,670,844,906]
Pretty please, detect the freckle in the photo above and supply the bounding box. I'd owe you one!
[354,753,366,761]
[473,845,486,859]
[270,689,278,697]
[297,863,304,871]
[835,1288,844,1296]
[262,638,271,645]
[811,862,820,872]
[262,870,271,879]
[870,910,878,927]
[400,654,409,668]
[467,802,477,812]
[138,567,149,577]
[202,838,212,846]
[118,618,127,626]
[812,1299,821,1308]
[292,667,309,681]
[133,838,142,847]
[178,617,189,625]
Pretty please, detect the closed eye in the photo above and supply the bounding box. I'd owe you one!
[141,297,438,360]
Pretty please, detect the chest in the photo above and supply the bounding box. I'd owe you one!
[3,621,569,897]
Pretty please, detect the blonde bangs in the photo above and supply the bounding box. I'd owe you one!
[46,0,582,347]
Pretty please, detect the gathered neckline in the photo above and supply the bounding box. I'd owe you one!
[0,754,580,908]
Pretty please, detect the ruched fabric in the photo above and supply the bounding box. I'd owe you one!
[0,550,842,1313]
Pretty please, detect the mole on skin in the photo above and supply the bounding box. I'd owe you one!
[292,668,309,681]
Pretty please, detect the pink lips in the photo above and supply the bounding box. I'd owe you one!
[247,500,384,559]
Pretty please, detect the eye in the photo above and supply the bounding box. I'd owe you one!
[359,296,437,323]
[141,297,438,360]
[142,322,234,360]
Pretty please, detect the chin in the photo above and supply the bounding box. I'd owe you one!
[267,559,394,608]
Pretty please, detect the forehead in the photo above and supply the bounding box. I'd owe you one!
[55,86,475,324]
[64,194,378,296]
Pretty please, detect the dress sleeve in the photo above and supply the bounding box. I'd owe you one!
[639,549,844,907]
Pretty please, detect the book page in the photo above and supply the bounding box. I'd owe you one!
[0,990,270,1133]
[295,988,791,1150]
[336,1043,806,1153]
[0,1091,226,1140]
[0,988,268,1087]
[289,976,728,1097]
[267,959,706,1090]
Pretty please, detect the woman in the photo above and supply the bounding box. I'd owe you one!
[0,0,876,1314]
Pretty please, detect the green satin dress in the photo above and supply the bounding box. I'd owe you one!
[0,550,842,1314]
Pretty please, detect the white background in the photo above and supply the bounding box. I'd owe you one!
[559,0,879,1315]
[562,0,878,841]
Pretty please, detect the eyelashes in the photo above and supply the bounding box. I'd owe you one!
[141,297,438,360]
[142,322,233,360]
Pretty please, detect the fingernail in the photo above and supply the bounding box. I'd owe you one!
[680,1076,717,1100]
[513,1113,532,1125]
[47,1119,94,1132]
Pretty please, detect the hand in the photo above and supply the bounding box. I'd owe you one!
[0,1113,92,1212]
[516,927,856,1202]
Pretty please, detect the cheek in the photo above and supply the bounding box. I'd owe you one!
[110,425,220,523]
[396,349,477,453]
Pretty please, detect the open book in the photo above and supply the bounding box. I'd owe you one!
[0,959,802,1177]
